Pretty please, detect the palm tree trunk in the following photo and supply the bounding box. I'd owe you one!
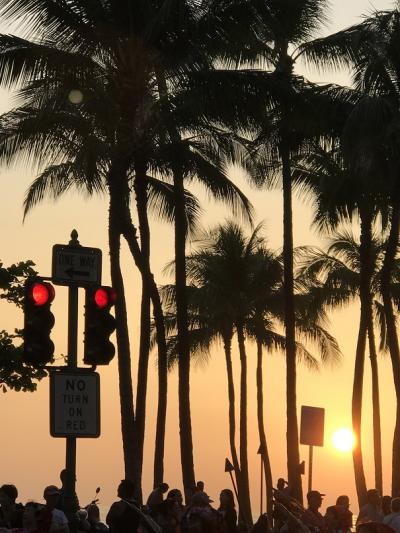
[108,167,138,486]
[155,67,195,497]
[380,188,400,496]
[361,209,382,493]
[352,209,372,507]
[256,340,273,519]
[367,316,383,494]
[280,140,302,503]
[223,332,243,509]
[174,166,196,499]
[133,164,151,499]
[236,323,253,528]
[119,198,168,488]
[153,299,168,487]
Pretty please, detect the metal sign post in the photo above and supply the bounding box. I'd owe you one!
[300,405,325,495]
[65,230,80,523]
[308,445,313,494]
[49,230,102,523]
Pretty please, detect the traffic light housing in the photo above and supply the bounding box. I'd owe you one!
[23,279,55,367]
[84,286,116,365]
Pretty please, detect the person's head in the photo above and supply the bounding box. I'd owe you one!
[382,496,392,514]
[307,491,324,510]
[220,489,235,510]
[367,489,381,507]
[117,479,135,500]
[43,486,60,509]
[196,481,204,492]
[391,498,400,513]
[191,492,213,507]
[59,469,76,487]
[336,495,350,508]
[159,483,169,494]
[86,504,100,522]
[277,478,287,491]
[23,502,42,531]
[167,489,183,506]
[0,484,18,506]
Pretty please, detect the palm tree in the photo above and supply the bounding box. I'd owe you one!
[225,0,356,500]
[162,221,341,525]
[301,4,400,497]
[295,133,388,504]
[299,226,389,497]
[0,0,259,493]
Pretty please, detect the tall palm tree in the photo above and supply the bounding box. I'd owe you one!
[299,227,388,498]
[0,0,258,493]
[228,0,356,500]
[301,4,400,497]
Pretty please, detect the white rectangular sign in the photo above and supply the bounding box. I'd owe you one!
[50,372,100,438]
[52,245,102,286]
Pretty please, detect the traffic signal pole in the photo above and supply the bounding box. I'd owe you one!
[65,230,80,524]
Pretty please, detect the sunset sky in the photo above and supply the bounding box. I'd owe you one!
[0,0,396,519]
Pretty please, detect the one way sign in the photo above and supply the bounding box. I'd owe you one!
[52,245,102,286]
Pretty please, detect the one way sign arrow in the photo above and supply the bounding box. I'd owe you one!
[65,267,90,279]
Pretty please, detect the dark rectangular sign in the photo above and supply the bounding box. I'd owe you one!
[300,405,325,447]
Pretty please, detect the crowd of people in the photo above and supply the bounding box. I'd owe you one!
[274,481,400,533]
[0,474,239,533]
[1,473,400,533]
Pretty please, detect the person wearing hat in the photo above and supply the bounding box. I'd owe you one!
[43,485,69,533]
[181,492,223,533]
[302,490,327,533]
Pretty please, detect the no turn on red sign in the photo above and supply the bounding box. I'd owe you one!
[50,371,100,438]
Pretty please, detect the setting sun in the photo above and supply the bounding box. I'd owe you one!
[332,428,356,452]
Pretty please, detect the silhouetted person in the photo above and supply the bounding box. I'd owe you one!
[196,482,205,493]
[43,485,69,533]
[302,491,326,533]
[154,491,184,533]
[357,490,383,525]
[276,479,288,492]
[166,489,184,523]
[182,492,222,533]
[21,502,51,533]
[57,469,80,515]
[383,497,400,533]
[382,496,392,517]
[325,495,353,533]
[86,504,109,533]
[0,484,23,528]
[146,483,169,510]
[106,480,140,533]
[250,514,271,533]
[219,489,238,533]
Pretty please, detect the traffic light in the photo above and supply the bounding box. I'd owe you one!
[84,286,116,365]
[23,279,55,366]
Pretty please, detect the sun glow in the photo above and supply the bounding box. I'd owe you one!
[332,428,356,452]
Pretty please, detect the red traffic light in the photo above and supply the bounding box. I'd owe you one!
[94,287,116,309]
[30,282,55,306]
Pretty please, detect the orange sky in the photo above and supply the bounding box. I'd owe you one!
[0,0,396,520]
